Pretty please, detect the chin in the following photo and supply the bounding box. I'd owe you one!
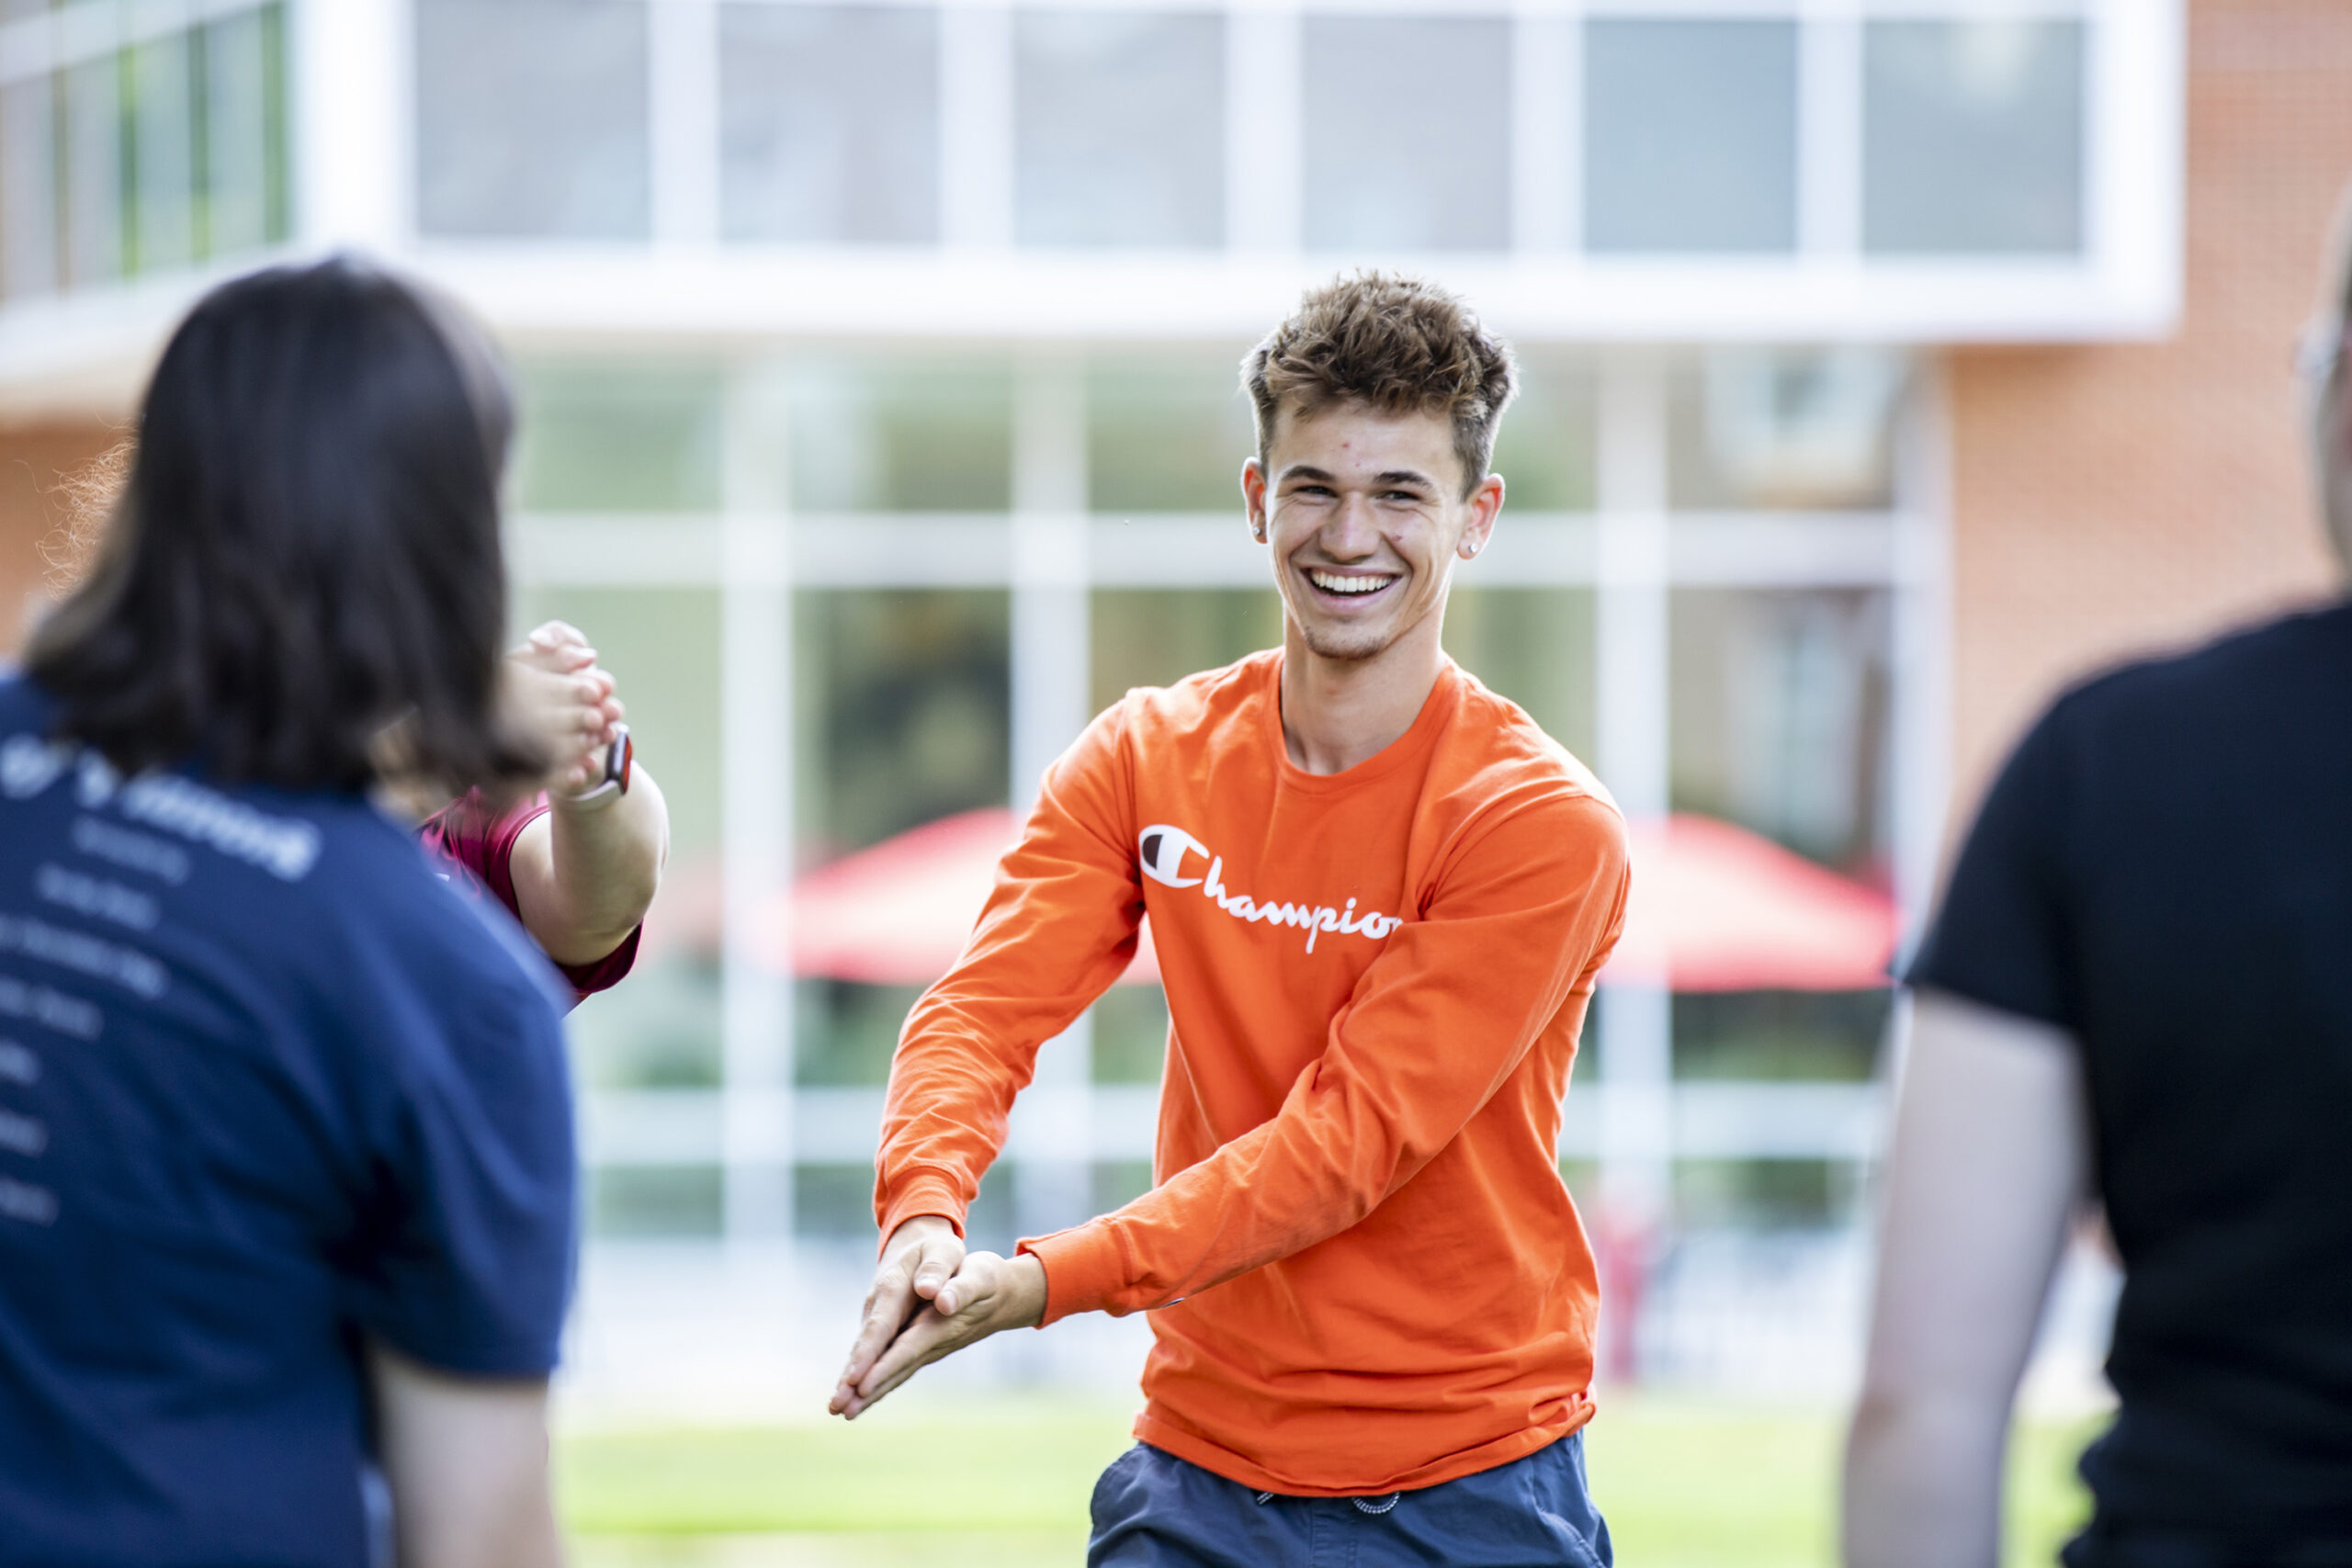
[1297,623,1394,662]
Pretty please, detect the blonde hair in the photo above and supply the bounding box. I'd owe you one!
[40,438,132,597]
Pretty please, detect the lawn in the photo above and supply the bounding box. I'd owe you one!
[559,1397,2103,1566]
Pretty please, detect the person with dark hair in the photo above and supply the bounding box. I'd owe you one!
[43,454,669,1010]
[833,274,1627,1565]
[0,258,572,1568]
[1844,195,2352,1566]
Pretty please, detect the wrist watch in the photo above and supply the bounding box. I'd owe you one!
[572,724,632,803]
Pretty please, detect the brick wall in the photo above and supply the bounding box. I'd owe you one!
[1943,0,2352,820]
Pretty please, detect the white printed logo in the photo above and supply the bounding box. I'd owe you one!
[1137,823,1403,954]
[0,736,70,800]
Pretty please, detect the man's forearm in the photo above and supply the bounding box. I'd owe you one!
[536,766,668,964]
[1844,1388,2007,1568]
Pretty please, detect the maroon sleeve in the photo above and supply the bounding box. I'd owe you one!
[419,789,642,1008]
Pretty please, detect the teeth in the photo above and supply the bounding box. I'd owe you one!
[1309,570,1395,596]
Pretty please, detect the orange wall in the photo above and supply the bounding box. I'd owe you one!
[1944,0,2352,817]
[0,421,118,660]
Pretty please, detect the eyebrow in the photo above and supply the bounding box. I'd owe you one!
[1275,464,1440,491]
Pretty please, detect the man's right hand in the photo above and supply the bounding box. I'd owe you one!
[831,1214,965,1417]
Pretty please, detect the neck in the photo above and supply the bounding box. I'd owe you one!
[1277,615,1447,775]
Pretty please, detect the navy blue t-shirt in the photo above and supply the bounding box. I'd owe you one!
[0,680,577,1568]
[1910,604,2352,1561]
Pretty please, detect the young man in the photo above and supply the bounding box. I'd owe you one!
[832,275,1629,1564]
[1843,197,2352,1565]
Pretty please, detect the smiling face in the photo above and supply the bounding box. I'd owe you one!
[1242,399,1504,668]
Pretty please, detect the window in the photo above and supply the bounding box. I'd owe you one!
[1489,355,1599,512]
[62,52,121,286]
[0,74,57,298]
[1864,19,2084,255]
[1303,17,1510,252]
[200,7,286,257]
[1669,587,1891,871]
[1668,350,1904,512]
[1086,355,1257,513]
[130,34,196,275]
[786,355,1013,513]
[414,0,650,240]
[720,5,937,244]
[512,364,724,514]
[1015,10,1224,249]
[2,6,285,298]
[1584,20,1798,254]
[1090,588,1281,715]
[1442,589,1598,761]
[794,589,1011,862]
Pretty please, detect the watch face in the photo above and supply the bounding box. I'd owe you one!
[605,726,633,795]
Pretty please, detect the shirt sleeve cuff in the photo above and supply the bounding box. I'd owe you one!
[876,1176,967,1258]
[1018,1223,1128,1326]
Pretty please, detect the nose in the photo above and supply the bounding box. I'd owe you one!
[1319,493,1381,560]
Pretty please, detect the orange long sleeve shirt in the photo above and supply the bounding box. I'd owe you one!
[875,652,1629,1495]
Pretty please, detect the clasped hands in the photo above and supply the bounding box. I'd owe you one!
[830,1215,1047,1419]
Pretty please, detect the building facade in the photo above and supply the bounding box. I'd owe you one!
[6,0,2326,1291]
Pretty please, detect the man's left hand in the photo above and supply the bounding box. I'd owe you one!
[832,1251,1047,1420]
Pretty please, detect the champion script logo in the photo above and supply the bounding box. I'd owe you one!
[1136,825,1403,953]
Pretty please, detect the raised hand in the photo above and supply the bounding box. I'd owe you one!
[831,1242,1048,1420]
[501,620,624,795]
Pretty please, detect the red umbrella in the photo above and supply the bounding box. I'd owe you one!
[1603,814,1898,992]
[772,807,1894,993]
[777,808,1160,987]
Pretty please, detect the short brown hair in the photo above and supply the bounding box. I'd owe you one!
[1242,273,1517,498]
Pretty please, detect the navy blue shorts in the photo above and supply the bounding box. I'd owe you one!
[1087,1431,1613,1568]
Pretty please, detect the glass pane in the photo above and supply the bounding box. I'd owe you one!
[1442,589,1597,762]
[1864,20,2084,255]
[719,4,937,244]
[510,585,725,1097]
[1086,354,1255,513]
[1669,587,1892,872]
[1674,1158,1853,1231]
[512,363,723,513]
[200,9,271,257]
[414,0,650,240]
[1666,349,1905,512]
[1489,355,1598,512]
[0,74,59,298]
[592,1167,722,1237]
[62,53,121,287]
[794,588,1011,861]
[787,355,1012,513]
[1674,990,1890,1082]
[1583,20,1797,254]
[1089,588,1281,716]
[1303,17,1510,252]
[1015,10,1223,249]
[1093,983,1168,1084]
[128,33,195,274]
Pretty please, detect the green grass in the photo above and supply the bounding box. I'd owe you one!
[558,1398,2106,1567]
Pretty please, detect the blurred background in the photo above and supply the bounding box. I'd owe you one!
[0,0,2346,1562]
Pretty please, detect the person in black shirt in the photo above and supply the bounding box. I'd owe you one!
[1845,200,2352,1566]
